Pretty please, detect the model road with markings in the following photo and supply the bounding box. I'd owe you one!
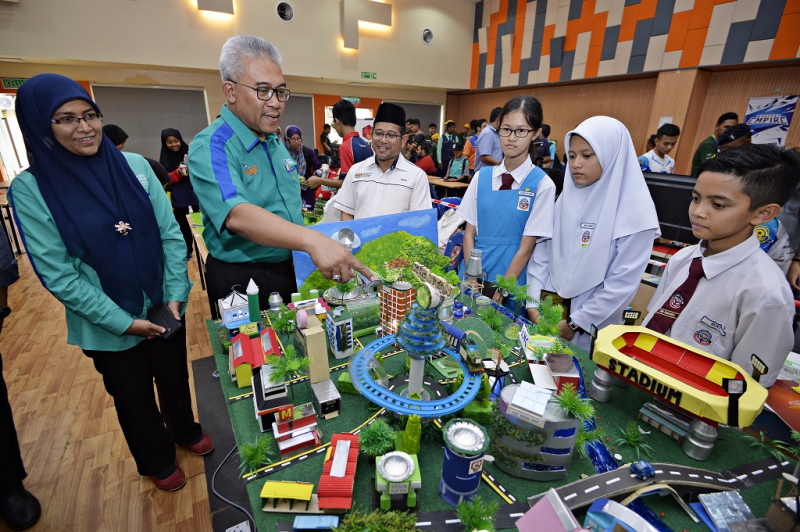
[410,458,793,531]
[526,458,794,510]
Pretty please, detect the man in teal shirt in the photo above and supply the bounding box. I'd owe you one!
[189,35,370,310]
[690,112,738,176]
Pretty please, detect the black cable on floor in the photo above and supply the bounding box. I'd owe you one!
[211,443,257,532]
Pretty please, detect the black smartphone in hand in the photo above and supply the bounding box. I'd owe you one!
[146,303,183,340]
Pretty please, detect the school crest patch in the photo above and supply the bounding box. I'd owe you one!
[693,329,713,346]
[669,294,684,309]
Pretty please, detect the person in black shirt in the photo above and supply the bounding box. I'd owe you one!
[319,123,336,158]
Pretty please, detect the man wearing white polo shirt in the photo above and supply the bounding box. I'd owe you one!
[332,102,432,220]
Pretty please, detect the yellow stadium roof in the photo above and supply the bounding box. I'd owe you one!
[260,481,314,501]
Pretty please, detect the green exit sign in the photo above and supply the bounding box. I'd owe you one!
[360,71,377,80]
[1,78,26,90]
[343,97,361,104]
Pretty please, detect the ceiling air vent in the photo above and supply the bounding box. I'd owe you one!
[276,2,294,23]
[422,28,434,45]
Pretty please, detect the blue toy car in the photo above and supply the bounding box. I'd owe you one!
[630,460,656,480]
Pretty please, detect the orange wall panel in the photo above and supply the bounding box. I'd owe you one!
[619,4,641,42]
[665,11,692,52]
[680,28,709,67]
[638,0,658,20]
[769,13,800,60]
[542,25,555,56]
[312,94,382,152]
[786,0,800,13]
[688,1,714,30]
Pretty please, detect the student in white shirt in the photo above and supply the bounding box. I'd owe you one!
[332,102,431,220]
[527,116,660,351]
[642,144,800,387]
[459,95,556,310]
[638,123,680,174]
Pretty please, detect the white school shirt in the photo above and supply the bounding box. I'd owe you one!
[642,233,794,387]
[638,150,675,174]
[458,157,555,239]
[526,230,657,351]
[332,155,432,219]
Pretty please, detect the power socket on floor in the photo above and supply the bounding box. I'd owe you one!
[225,522,251,532]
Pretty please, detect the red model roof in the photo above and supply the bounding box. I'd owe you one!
[317,434,359,510]
[231,333,265,370]
[617,332,743,396]
[260,328,281,358]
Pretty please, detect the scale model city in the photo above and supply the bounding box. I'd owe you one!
[214,247,785,531]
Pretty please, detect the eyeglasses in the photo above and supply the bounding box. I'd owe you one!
[51,112,103,126]
[372,130,402,141]
[498,127,535,138]
[227,80,291,102]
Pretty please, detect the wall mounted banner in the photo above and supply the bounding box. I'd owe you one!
[745,95,797,146]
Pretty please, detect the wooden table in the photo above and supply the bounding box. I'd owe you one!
[427,175,469,189]
[427,175,469,201]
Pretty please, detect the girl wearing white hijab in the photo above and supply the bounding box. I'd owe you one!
[526,116,660,350]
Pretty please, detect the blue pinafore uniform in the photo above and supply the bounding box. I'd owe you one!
[461,165,546,310]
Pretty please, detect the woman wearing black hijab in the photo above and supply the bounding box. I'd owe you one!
[159,128,200,260]
[9,74,212,492]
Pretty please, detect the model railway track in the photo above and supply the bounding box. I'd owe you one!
[351,335,482,416]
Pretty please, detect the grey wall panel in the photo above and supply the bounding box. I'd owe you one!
[280,94,315,150]
[91,86,208,161]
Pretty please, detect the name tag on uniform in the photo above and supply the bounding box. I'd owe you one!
[518,190,535,197]
[283,158,297,179]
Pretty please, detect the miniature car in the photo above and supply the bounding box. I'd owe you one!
[630,460,656,480]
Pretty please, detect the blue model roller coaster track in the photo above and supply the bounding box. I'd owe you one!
[350,334,482,417]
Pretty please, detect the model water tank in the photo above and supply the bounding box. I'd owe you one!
[439,419,489,506]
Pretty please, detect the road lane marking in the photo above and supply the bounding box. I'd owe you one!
[606,478,621,485]
[564,493,577,501]
[585,485,600,493]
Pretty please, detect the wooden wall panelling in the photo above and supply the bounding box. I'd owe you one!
[693,64,800,155]
[645,69,704,168]
[676,69,712,176]
[448,76,658,161]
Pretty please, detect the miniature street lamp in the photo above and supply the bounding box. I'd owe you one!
[463,249,486,310]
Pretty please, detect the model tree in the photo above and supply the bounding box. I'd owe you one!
[478,373,491,408]
[333,506,418,531]
[271,305,297,335]
[449,372,464,395]
[400,414,421,455]
[238,434,275,474]
[492,274,530,318]
[266,344,310,400]
[456,495,498,532]
[359,418,395,462]
[554,383,593,421]
[528,296,563,338]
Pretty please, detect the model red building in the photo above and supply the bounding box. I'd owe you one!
[230,329,279,388]
[272,403,322,458]
[380,282,416,337]
[317,434,359,512]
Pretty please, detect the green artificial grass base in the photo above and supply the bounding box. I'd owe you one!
[205,315,794,532]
